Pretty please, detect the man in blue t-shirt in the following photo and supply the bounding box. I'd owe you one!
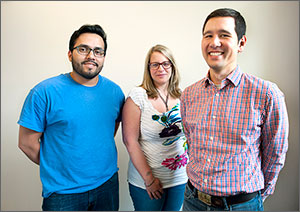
[18,24,125,211]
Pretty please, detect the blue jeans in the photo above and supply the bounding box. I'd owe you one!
[129,182,186,211]
[183,183,264,211]
[42,172,119,211]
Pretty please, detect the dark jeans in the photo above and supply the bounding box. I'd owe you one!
[183,182,264,211]
[42,172,119,211]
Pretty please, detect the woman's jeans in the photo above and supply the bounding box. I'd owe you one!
[129,182,186,211]
[182,182,264,211]
[42,172,119,211]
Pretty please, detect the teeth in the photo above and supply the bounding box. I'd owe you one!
[210,52,222,56]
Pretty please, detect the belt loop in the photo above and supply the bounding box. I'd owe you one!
[221,196,230,210]
[188,180,195,192]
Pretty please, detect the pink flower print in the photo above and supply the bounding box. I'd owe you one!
[162,151,188,170]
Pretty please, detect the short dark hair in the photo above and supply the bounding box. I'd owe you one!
[69,24,107,55]
[202,8,246,41]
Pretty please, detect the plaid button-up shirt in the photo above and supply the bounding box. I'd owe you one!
[181,66,288,201]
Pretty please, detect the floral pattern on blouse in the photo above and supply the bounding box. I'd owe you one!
[152,104,188,170]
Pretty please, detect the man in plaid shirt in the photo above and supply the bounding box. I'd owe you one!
[181,8,288,211]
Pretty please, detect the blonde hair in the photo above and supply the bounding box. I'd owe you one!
[140,44,181,99]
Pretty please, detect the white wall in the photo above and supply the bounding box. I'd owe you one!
[1,1,298,211]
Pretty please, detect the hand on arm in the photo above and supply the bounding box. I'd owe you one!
[122,97,163,199]
[18,126,42,165]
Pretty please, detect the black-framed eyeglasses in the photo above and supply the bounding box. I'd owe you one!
[72,45,105,58]
[149,61,172,70]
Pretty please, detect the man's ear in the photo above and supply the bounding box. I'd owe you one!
[238,35,247,53]
[68,51,72,62]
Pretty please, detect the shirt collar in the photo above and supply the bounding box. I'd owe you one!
[226,66,242,87]
[204,66,242,87]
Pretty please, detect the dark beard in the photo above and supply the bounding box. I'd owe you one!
[72,60,103,80]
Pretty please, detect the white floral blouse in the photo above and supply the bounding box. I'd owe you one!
[127,87,188,189]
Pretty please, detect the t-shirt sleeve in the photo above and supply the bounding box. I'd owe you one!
[115,86,125,123]
[17,88,46,133]
[127,87,146,111]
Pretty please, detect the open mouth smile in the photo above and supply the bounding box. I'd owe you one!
[209,51,223,56]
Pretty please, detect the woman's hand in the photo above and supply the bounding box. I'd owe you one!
[145,178,164,200]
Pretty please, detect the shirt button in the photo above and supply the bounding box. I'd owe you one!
[216,93,220,97]
[210,137,213,141]
[204,179,208,183]
[207,158,211,162]
[213,115,216,119]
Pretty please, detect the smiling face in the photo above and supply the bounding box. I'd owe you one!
[201,17,246,75]
[68,33,105,81]
[149,51,172,87]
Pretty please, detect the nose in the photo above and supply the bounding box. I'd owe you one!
[157,64,165,71]
[86,49,96,59]
[210,36,221,48]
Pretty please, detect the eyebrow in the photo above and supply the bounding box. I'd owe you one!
[203,29,232,35]
[78,44,104,50]
[150,60,170,63]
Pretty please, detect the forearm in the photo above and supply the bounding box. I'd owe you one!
[124,137,164,199]
[261,151,287,200]
[18,140,40,165]
[124,140,155,184]
[18,126,42,165]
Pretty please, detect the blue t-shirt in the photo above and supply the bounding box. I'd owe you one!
[18,73,125,198]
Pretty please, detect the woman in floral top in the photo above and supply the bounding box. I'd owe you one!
[122,44,188,211]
